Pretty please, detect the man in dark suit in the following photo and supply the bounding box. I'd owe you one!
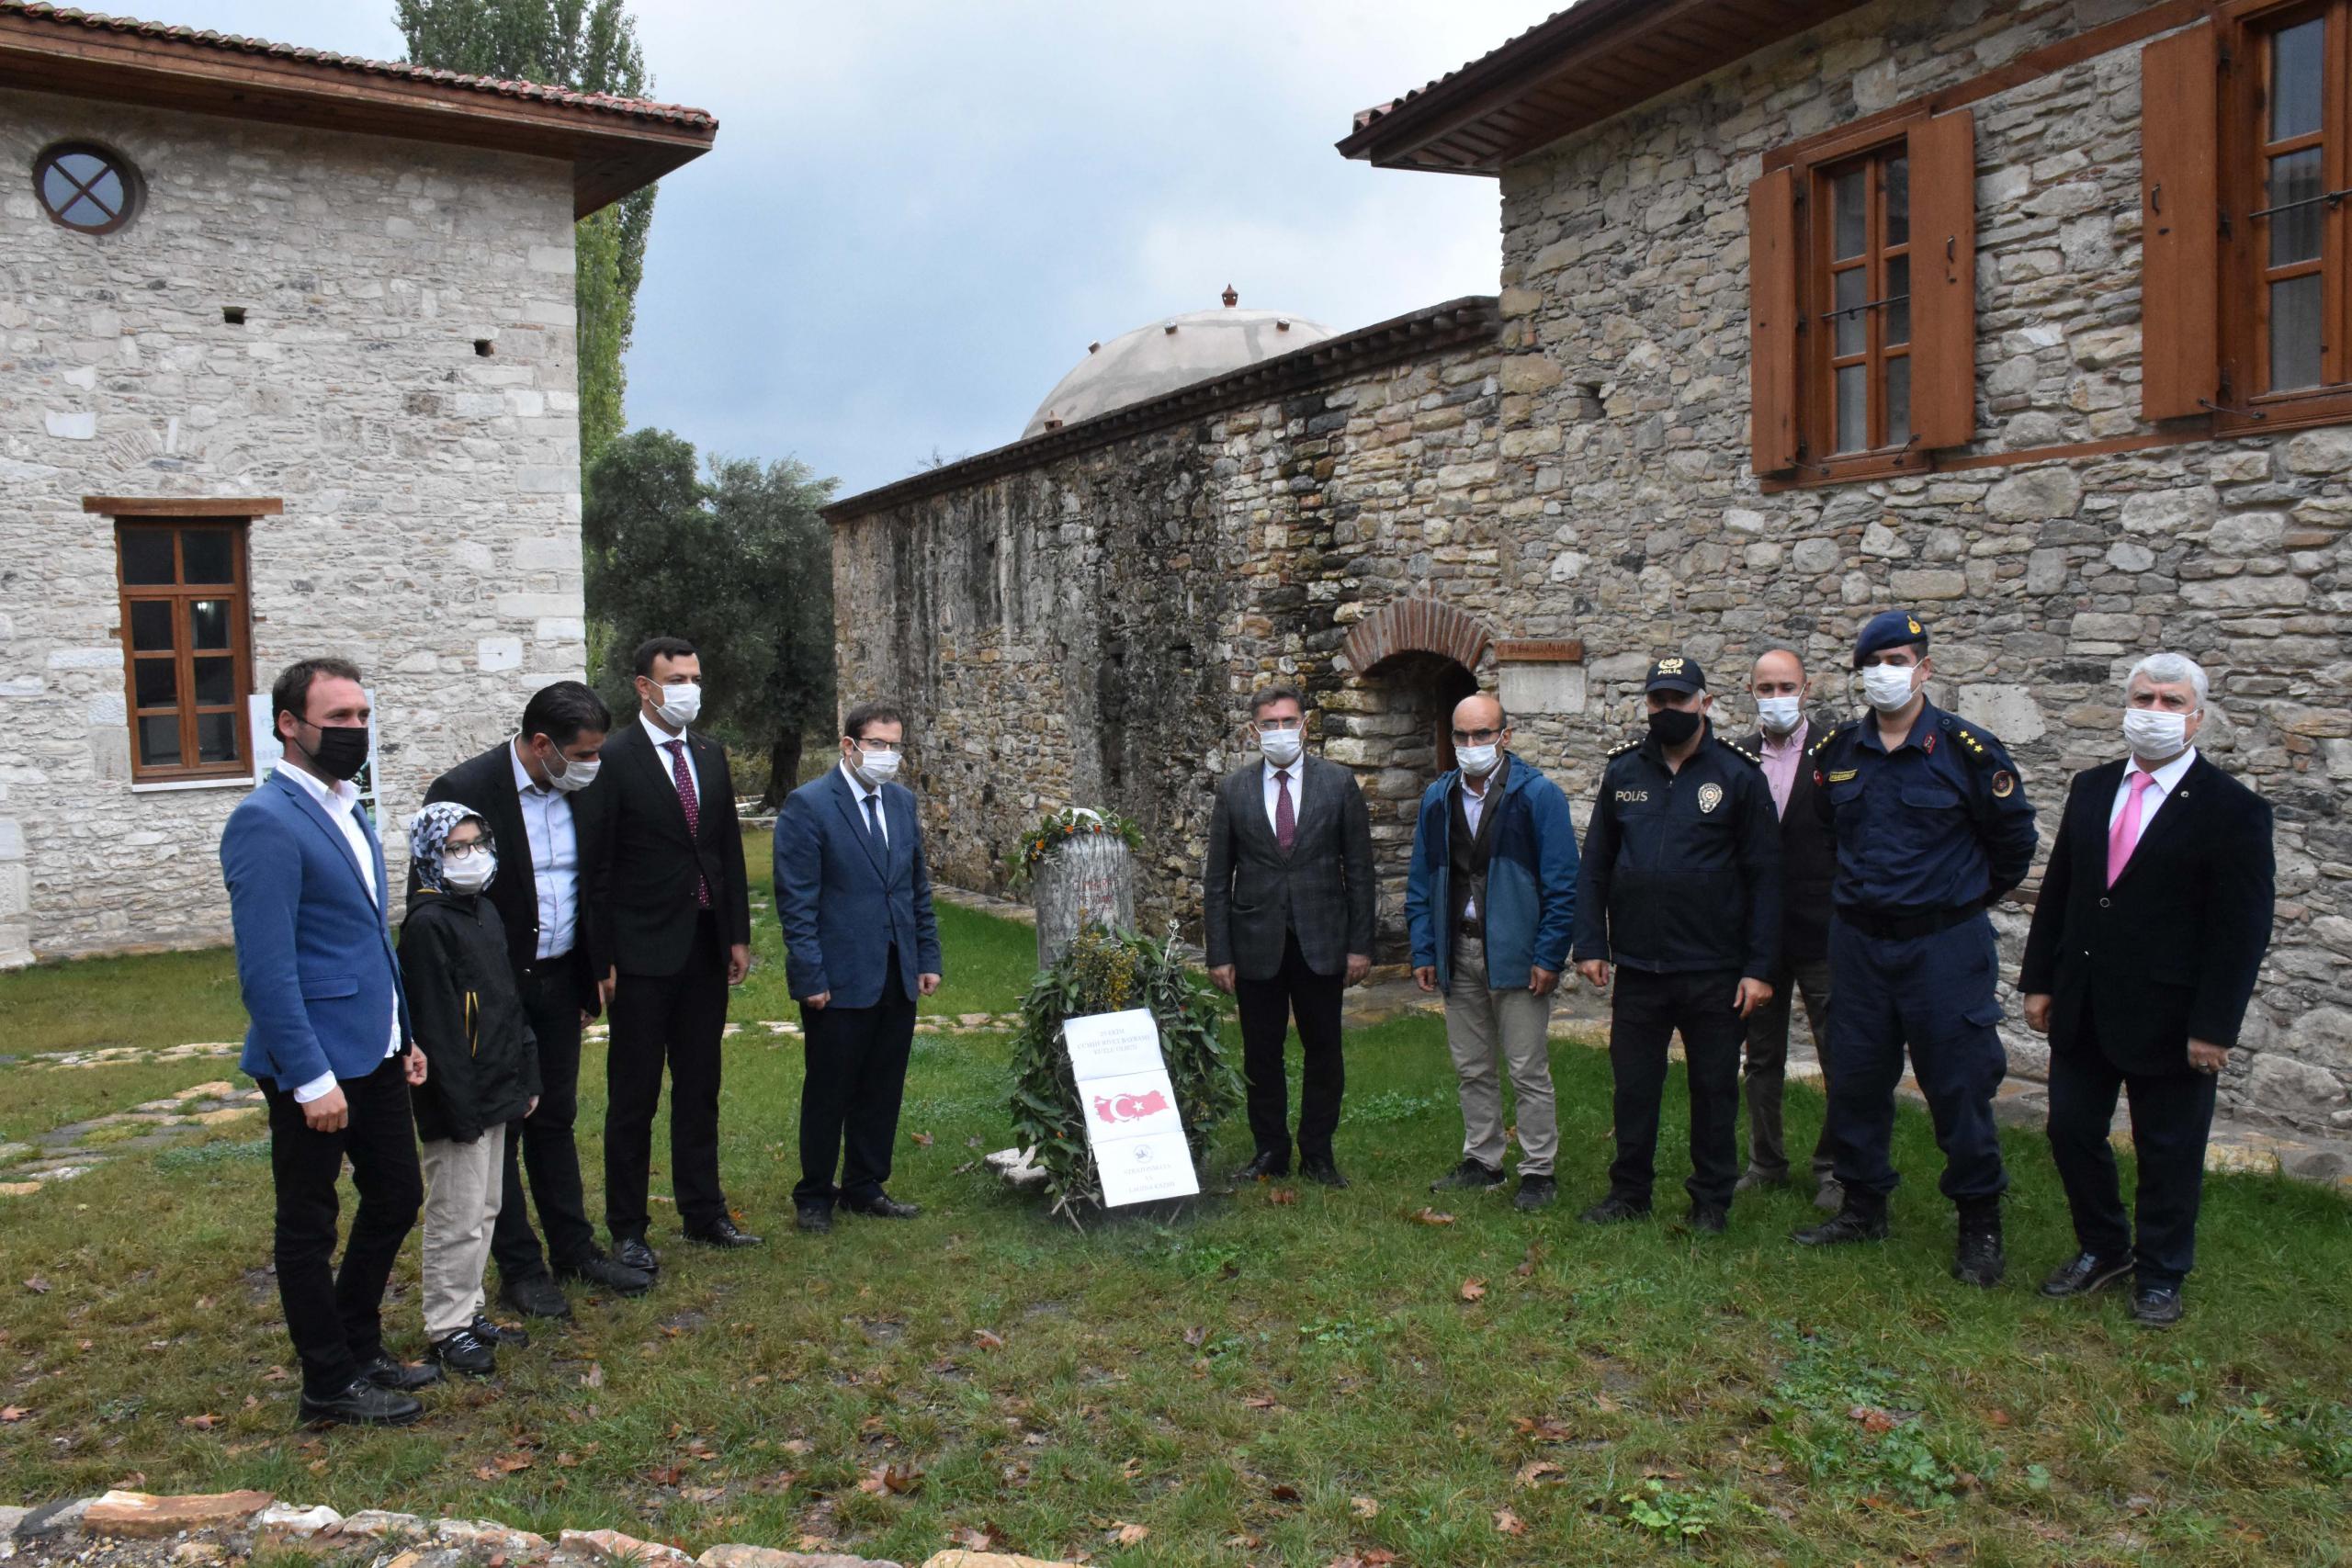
[420,681,651,1314]
[1736,647,1843,1210]
[589,636,758,1269]
[222,657,436,1427]
[2021,651,2275,1328]
[1203,682,1376,1188]
[775,699,944,1234]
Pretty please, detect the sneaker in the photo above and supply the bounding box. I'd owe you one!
[2039,1251,2132,1299]
[1952,1220,2007,1289]
[1511,1174,1557,1211]
[1430,1158,1507,1193]
[1579,1192,1651,1225]
[429,1326,497,1378]
[2131,1284,2185,1328]
[1792,1201,1889,1247]
[469,1314,529,1349]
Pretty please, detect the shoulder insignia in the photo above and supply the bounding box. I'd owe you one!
[1938,712,1998,767]
[1721,739,1762,766]
[1808,721,1856,758]
[1607,739,1641,759]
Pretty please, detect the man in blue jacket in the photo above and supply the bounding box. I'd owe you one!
[221,657,435,1427]
[775,700,944,1234]
[1405,693,1579,1211]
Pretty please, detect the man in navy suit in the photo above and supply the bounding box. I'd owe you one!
[221,658,437,1427]
[2021,651,2275,1328]
[775,700,944,1233]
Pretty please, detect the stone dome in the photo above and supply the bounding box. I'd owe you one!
[1023,288,1336,438]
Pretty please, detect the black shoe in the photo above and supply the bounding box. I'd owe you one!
[2132,1284,2185,1328]
[429,1327,497,1378]
[1579,1192,1651,1225]
[2040,1251,2132,1299]
[357,1353,444,1392]
[1733,1168,1788,1195]
[1952,1212,2006,1289]
[1686,1202,1729,1235]
[796,1205,834,1235]
[1792,1201,1889,1247]
[558,1254,654,1296]
[1231,1152,1290,1182]
[1301,1156,1349,1189]
[841,1194,920,1220]
[500,1275,573,1320]
[300,1376,423,1428]
[612,1236,661,1275]
[1513,1175,1558,1211]
[469,1314,529,1349]
[684,1216,765,1247]
[1430,1158,1507,1193]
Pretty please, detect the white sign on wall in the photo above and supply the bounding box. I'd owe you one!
[1061,1008,1199,1206]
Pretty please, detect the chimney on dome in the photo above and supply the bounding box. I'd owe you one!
[1222,284,1238,308]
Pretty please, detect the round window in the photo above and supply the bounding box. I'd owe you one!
[33,141,141,235]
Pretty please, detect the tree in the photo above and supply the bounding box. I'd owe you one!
[396,0,654,470]
[583,429,840,808]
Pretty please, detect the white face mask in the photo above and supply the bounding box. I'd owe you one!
[542,746,601,795]
[2122,707,2191,760]
[854,747,901,785]
[647,680,701,728]
[440,847,495,894]
[1456,742,1501,779]
[1259,728,1304,767]
[1755,694,1804,736]
[1860,663,1919,714]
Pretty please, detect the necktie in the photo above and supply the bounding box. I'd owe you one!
[2107,769,2155,888]
[664,739,711,908]
[864,792,883,844]
[1274,770,1295,852]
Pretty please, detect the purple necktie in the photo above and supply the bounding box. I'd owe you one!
[665,739,711,908]
[1274,770,1295,852]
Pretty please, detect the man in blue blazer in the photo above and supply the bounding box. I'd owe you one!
[775,700,944,1233]
[221,658,435,1427]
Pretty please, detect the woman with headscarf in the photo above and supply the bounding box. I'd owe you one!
[401,801,539,1378]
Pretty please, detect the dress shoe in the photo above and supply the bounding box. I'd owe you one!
[684,1216,765,1247]
[469,1314,529,1349]
[357,1353,444,1392]
[842,1193,920,1220]
[1686,1202,1729,1235]
[300,1376,423,1428]
[2040,1251,2132,1299]
[1231,1152,1290,1182]
[559,1254,654,1295]
[1792,1201,1889,1247]
[429,1325,497,1378]
[1952,1207,2006,1289]
[1301,1156,1349,1189]
[1513,1174,1558,1211]
[2132,1284,2185,1328]
[1733,1168,1787,1195]
[1579,1192,1651,1225]
[612,1237,661,1275]
[1813,1178,1847,1213]
[1430,1157,1506,1192]
[796,1205,834,1235]
[500,1274,573,1320]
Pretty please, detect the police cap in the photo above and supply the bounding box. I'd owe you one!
[1852,609,1928,668]
[1645,655,1706,695]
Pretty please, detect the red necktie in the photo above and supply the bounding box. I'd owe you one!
[665,739,711,908]
[1274,770,1295,852]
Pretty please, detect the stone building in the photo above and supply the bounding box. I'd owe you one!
[833,0,2352,1131]
[0,4,714,964]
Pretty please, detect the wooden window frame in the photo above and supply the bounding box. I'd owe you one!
[1812,141,1918,479]
[112,517,256,784]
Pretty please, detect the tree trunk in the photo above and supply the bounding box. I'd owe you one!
[761,732,804,811]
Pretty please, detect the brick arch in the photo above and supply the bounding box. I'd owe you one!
[1341,596,1497,676]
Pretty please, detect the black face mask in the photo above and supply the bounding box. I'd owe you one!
[1647,706,1704,748]
[295,720,370,782]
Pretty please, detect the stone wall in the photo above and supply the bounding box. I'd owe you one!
[0,90,587,964]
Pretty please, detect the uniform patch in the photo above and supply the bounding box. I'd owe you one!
[1696,783,1724,814]
[1828,768,1859,783]
[1991,770,2017,798]
[1614,788,1649,803]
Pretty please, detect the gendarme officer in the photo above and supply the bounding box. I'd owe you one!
[1793,612,2037,1286]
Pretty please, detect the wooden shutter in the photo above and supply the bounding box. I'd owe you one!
[1748,164,1800,474]
[1906,108,1977,449]
[2140,23,2221,419]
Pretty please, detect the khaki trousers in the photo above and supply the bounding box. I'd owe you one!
[420,1124,504,1340]
[1443,933,1560,1177]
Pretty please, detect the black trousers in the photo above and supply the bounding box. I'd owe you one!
[1607,965,1747,1208]
[796,947,918,1210]
[1233,930,1346,1166]
[605,911,730,1237]
[258,1054,423,1399]
[2045,1038,2218,1289]
[492,959,596,1281]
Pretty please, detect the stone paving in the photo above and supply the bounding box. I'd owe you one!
[0,1079,263,1199]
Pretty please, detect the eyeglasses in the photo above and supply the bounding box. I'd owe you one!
[851,737,905,754]
[1450,728,1505,745]
[1253,717,1305,733]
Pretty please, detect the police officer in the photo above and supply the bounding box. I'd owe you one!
[1793,612,2038,1286]
[1572,656,1782,1233]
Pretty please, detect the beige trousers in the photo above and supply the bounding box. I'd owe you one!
[1443,933,1560,1177]
[419,1124,504,1340]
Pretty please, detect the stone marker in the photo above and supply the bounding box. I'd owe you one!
[1031,826,1135,968]
[253,1503,343,1544]
[82,1490,275,1539]
[560,1528,695,1568]
[917,1552,1083,1568]
[698,1547,902,1568]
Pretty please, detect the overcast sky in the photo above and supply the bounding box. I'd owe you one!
[153,1,1536,495]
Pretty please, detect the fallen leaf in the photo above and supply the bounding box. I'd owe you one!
[1459,1277,1487,1302]
[1112,1521,1150,1546]
[1268,1187,1299,1206]
[1351,1495,1379,1518]
[181,1413,220,1430]
[856,1461,922,1496]
[1270,1483,1301,1502]
[647,1464,684,1487]
[911,1132,934,1146]
[493,1452,534,1472]
[580,1363,605,1389]
[556,1452,580,1468]
[22,1277,50,1294]
[1120,1457,1143,1480]
[1513,1415,1576,1441]
[781,1438,814,1456]
[1182,1325,1206,1347]
[1362,1551,1399,1566]
[1592,1392,1624,1414]
[0,1406,28,1423]
[1985,1407,2013,1427]
[1243,1395,1280,1410]
[1408,1207,1456,1226]
[1494,1506,1529,1537]
[1516,1460,1566,1488]
[1515,1244,1542,1278]
[1849,1404,1897,1435]
[680,1485,726,1504]
[955,1524,1005,1551]
[974,1328,1006,1350]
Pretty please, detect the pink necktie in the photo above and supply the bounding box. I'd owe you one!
[1274,770,1295,852]
[2107,770,2155,887]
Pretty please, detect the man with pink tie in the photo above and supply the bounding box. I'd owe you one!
[2020,652,2276,1328]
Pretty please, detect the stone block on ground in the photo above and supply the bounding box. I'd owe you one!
[919,1552,1085,1568]
[14,1498,91,1540]
[560,1528,695,1568]
[984,1147,1048,1189]
[700,1546,903,1568]
[0,1505,28,1540]
[339,1509,430,1540]
[82,1490,275,1539]
[435,1517,550,1554]
[254,1503,343,1544]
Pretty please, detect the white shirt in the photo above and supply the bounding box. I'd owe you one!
[510,739,579,961]
[1261,758,1304,836]
[642,708,701,803]
[277,761,400,1103]
[841,759,888,846]
[2109,746,2198,837]
[1458,761,1503,919]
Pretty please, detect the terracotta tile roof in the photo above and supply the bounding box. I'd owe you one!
[1,0,717,130]
[1346,5,1576,142]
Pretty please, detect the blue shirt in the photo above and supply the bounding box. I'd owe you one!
[1811,698,2038,913]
